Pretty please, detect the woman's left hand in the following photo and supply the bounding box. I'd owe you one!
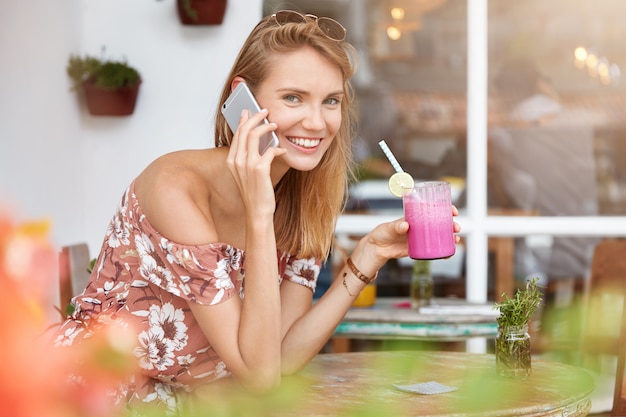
[354,204,461,272]
[452,204,461,243]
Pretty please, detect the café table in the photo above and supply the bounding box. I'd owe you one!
[331,297,499,353]
[287,351,594,417]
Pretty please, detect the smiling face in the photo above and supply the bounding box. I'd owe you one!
[253,46,344,174]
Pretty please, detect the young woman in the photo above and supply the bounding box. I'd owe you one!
[53,10,460,414]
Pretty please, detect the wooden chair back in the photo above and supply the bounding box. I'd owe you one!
[580,239,626,416]
[581,239,626,356]
[58,243,91,314]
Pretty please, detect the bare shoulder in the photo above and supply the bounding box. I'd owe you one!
[134,148,230,245]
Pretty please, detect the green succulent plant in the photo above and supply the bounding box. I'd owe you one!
[67,54,141,91]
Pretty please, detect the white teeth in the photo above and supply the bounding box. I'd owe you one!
[289,137,321,148]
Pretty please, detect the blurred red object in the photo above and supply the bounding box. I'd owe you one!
[0,214,137,417]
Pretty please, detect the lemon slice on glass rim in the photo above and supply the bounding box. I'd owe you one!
[388,172,415,197]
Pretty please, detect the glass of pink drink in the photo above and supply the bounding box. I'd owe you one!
[403,181,456,260]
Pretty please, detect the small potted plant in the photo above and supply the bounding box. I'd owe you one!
[493,277,543,379]
[67,53,142,116]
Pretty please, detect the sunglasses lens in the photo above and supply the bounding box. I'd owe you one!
[317,17,347,41]
[274,10,306,25]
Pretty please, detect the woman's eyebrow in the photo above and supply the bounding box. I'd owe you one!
[277,87,344,97]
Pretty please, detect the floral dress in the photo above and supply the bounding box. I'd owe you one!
[52,180,321,415]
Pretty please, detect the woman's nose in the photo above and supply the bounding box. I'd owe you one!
[302,106,325,130]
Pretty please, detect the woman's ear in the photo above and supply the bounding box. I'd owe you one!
[230,76,246,93]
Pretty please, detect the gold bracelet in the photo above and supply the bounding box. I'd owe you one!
[346,257,377,284]
[342,275,355,296]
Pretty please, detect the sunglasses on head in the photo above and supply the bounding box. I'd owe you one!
[271,10,347,42]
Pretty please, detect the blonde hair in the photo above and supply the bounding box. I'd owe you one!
[214,13,358,260]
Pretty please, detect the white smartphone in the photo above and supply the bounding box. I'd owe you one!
[221,82,279,155]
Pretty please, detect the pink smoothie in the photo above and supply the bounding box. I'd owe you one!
[403,184,456,260]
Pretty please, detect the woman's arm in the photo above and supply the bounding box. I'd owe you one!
[279,208,461,374]
[278,218,410,373]
[189,109,288,393]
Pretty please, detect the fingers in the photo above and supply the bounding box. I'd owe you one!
[233,109,277,157]
[372,218,408,244]
[263,146,287,160]
[395,218,409,234]
[226,109,282,213]
[451,205,461,242]
[227,109,279,178]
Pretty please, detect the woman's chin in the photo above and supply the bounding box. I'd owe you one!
[285,155,323,172]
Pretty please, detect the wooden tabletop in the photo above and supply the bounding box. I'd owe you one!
[291,351,594,417]
[194,350,594,416]
[335,297,499,341]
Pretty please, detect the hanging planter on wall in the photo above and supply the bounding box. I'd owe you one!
[67,54,142,116]
[176,0,227,25]
[81,81,141,116]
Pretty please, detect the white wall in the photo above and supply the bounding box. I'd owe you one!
[0,0,262,253]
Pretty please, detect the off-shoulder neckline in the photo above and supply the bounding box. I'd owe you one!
[128,179,246,255]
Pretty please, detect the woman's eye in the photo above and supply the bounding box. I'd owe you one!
[325,97,341,106]
[284,94,300,103]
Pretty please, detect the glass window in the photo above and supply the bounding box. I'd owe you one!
[487,0,626,286]
[488,0,626,218]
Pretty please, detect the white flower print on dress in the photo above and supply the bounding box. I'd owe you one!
[135,233,179,296]
[133,303,188,372]
[135,326,176,372]
[284,257,319,291]
[97,280,125,297]
[177,354,195,367]
[224,245,243,271]
[143,382,178,415]
[148,302,188,351]
[154,382,180,415]
[194,360,230,380]
[106,202,132,249]
[82,297,102,306]
[54,325,85,347]
[163,241,202,271]
[214,361,229,379]
[210,257,236,305]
